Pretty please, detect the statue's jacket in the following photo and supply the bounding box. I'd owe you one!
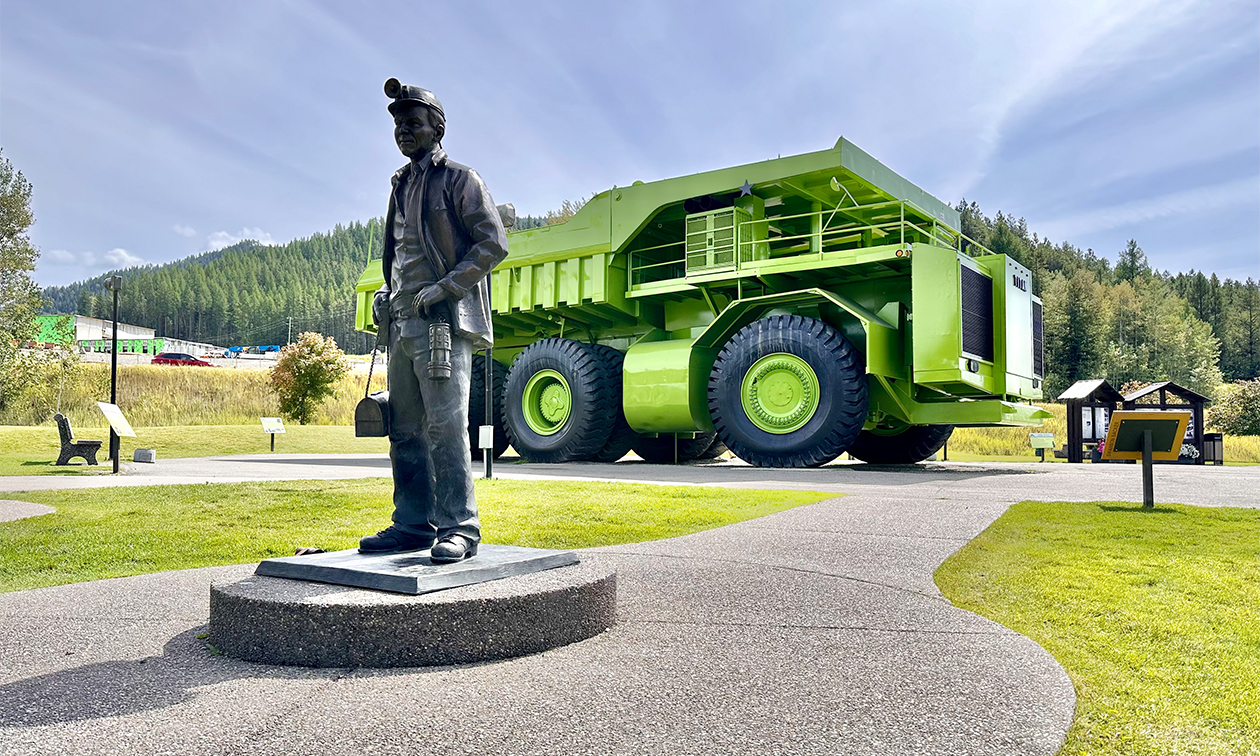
[382,147,509,349]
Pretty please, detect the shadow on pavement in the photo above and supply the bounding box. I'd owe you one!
[502,459,1040,487]
[0,625,458,727]
[229,457,390,468]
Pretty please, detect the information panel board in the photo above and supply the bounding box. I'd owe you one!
[96,402,137,437]
[1099,410,1190,462]
[261,417,286,434]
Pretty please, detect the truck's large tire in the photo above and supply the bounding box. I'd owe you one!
[709,315,868,468]
[845,424,954,465]
[631,432,717,464]
[697,438,729,460]
[504,338,617,463]
[469,353,509,461]
[588,344,639,463]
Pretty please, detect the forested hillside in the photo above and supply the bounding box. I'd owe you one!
[42,203,1258,391]
[957,200,1258,397]
[44,221,384,353]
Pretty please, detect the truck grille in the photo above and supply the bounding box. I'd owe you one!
[960,265,994,361]
[1032,300,1044,378]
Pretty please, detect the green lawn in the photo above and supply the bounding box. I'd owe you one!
[0,478,830,592]
[0,424,389,476]
[936,501,1260,756]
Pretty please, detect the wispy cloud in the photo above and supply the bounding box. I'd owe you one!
[9,0,1257,286]
[44,247,145,269]
[1036,178,1260,240]
[206,228,278,251]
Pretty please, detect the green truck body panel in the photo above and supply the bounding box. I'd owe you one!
[355,137,1047,436]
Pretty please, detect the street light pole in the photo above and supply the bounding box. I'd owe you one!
[105,275,123,474]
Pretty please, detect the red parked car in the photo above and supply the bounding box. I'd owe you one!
[152,352,213,367]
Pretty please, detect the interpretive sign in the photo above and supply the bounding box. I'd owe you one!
[1099,410,1190,462]
[1029,432,1054,462]
[96,402,136,437]
[1029,432,1055,449]
[1100,410,1191,507]
[261,417,285,451]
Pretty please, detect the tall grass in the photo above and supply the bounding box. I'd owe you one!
[949,402,1258,463]
[1,362,385,427]
[949,403,1069,457]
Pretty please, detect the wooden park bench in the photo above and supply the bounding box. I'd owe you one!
[54,413,102,466]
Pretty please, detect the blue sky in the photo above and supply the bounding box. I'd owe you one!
[3,0,1257,287]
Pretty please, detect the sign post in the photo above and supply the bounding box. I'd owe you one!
[1100,410,1191,508]
[104,275,123,473]
[1029,432,1055,462]
[261,417,286,451]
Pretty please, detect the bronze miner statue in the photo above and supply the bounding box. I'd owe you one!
[359,78,509,563]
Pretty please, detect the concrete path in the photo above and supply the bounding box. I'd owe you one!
[0,456,1253,754]
[3,452,1256,508]
[0,500,53,522]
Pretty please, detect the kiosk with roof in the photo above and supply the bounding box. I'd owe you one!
[1121,381,1218,465]
[1057,378,1124,463]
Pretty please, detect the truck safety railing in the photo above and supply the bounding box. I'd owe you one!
[627,198,994,286]
[735,199,994,263]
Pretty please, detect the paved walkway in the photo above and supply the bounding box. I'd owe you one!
[0,457,1253,754]
[3,452,1256,508]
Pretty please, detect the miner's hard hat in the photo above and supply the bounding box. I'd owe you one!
[384,78,444,119]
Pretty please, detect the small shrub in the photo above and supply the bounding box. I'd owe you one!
[268,333,350,425]
[1208,379,1260,436]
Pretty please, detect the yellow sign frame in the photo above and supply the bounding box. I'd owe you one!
[1099,410,1190,461]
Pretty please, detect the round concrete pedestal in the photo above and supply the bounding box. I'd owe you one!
[209,561,616,668]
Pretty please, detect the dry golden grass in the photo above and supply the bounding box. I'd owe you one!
[7,364,1257,463]
[950,402,1258,463]
[4,362,385,427]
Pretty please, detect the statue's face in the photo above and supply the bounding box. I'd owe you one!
[394,104,443,159]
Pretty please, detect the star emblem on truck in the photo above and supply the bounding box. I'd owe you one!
[739,180,753,196]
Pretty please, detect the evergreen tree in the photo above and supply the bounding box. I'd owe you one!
[1115,239,1150,283]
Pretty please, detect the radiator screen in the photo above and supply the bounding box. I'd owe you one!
[960,265,994,361]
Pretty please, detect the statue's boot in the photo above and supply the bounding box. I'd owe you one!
[430,533,478,564]
[359,526,434,554]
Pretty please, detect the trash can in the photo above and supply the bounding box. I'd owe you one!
[1202,432,1224,465]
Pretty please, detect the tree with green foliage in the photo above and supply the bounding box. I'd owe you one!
[268,332,350,425]
[1114,239,1150,283]
[1042,268,1105,397]
[1208,379,1260,436]
[0,151,48,414]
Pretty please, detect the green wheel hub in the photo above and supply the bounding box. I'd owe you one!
[740,353,820,434]
[522,369,571,436]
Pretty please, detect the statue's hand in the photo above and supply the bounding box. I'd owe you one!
[413,284,448,318]
[372,290,390,326]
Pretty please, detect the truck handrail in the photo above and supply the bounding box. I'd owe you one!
[627,198,995,287]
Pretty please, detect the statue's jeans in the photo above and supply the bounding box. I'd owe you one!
[386,318,479,542]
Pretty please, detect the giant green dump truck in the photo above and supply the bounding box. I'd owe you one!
[355,137,1050,467]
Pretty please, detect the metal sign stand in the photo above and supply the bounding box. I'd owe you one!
[1099,411,1191,509]
[1141,429,1154,508]
[480,284,495,479]
[105,275,123,474]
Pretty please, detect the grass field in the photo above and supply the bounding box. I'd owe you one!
[0,478,830,593]
[1,362,387,427]
[936,501,1260,756]
[0,424,388,476]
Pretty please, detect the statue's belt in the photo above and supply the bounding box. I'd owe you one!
[388,285,440,319]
